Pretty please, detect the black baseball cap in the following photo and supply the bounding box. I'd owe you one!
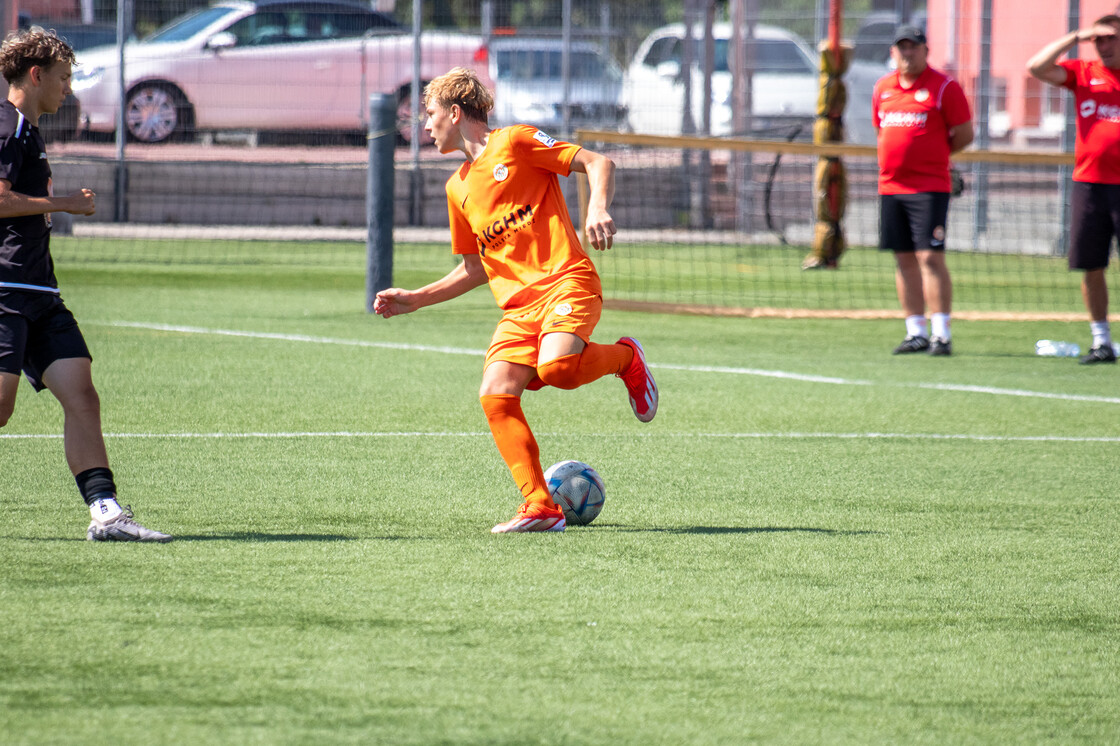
[893,25,927,45]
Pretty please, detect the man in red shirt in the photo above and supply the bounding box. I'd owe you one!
[1029,16,1120,364]
[873,26,974,356]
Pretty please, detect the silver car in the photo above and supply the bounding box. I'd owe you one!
[71,0,491,144]
[488,38,626,135]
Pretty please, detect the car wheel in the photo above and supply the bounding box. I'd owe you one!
[125,84,191,144]
[396,86,433,146]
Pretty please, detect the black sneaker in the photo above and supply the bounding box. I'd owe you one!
[892,335,930,354]
[929,337,952,356]
[1079,344,1117,365]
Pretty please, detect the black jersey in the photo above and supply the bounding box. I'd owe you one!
[0,100,56,292]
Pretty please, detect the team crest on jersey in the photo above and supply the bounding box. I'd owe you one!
[533,130,557,147]
[554,302,573,316]
[914,88,930,103]
[493,163,509,182]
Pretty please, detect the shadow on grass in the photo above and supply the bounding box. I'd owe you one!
[171,532,357,542]
[13,532,430,542]
[599,525,880,536]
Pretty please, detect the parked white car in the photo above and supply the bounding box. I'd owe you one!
[70,0,491,143]
[488,37,626,135]
[623,22,881,143]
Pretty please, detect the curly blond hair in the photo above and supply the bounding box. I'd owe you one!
[0,27,76,84]
[423,67,493,124]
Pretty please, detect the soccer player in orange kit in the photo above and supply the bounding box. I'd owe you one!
[373,67,657,534]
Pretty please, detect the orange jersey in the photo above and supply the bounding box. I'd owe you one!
[445,124,602,309]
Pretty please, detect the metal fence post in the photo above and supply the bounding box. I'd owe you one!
[367,94,395,312]
[1057,0,1079,257]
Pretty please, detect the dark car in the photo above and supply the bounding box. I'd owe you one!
[852,10,927,65]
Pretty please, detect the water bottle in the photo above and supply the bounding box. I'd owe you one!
[1035,340,1080,357]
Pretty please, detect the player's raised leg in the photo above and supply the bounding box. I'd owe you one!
[531,332,657,423]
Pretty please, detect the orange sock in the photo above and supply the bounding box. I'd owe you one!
[536,343,634,390]
[480,394,553,507]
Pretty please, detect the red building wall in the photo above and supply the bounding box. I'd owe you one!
[927,0,1119,142]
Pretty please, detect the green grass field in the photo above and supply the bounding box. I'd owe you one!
[3,245,1119,744]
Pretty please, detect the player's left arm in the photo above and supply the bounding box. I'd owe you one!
[948,120,974,153]
[943,82,974,154]
[569,148,617,251]
[0,179,96,218]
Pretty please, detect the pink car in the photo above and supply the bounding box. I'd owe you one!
[70,0,491,144]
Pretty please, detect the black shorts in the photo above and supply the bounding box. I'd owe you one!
[879,192,952,253]
[1069,181,1120,271]
[0,292,91,392]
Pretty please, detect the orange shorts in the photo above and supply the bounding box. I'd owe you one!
[484,281,602,369]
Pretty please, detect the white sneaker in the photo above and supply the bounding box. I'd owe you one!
[491,502,566,533]
[87,507,172,543]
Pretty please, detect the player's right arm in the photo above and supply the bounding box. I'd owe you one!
[372,253,488,318]
[1027,29,1091,86]
[0,179,95,217]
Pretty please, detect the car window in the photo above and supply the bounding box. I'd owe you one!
[642,36,679,68]
[496,49,618,81]
[756,40,814,74]
[227,11,294,45]
[325,10,400,37]
[144,5,237,43]
[854,21,894,63]
[226,7,399,45]
[644,35,811,75]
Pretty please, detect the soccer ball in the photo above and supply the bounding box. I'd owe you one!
[544,460,605,526]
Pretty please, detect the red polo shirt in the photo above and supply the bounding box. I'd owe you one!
[1061,59,1120,184]
[873,66,972,194]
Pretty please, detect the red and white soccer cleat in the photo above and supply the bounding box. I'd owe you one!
[616,337,658,423]
[491,501,566,533]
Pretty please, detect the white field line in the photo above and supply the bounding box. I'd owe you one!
[102,321,483,357]
[95,320,1120,405]
[5,431,1120,443]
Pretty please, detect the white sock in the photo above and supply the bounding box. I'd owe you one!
[931,313,951,341]
[905,315,928,339]
[1090,320,1111,348]
[90,496,123,522]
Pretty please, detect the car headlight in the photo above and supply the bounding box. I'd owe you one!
[71,66,105,92]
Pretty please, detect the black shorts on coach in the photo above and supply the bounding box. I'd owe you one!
[879,192,952,253]
[1069,181,1120,271]
[0,291,91,391]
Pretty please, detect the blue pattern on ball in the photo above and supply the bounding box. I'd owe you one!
[544,460,605,526]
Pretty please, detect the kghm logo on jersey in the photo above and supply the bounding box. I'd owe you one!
[477,204,535,254]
